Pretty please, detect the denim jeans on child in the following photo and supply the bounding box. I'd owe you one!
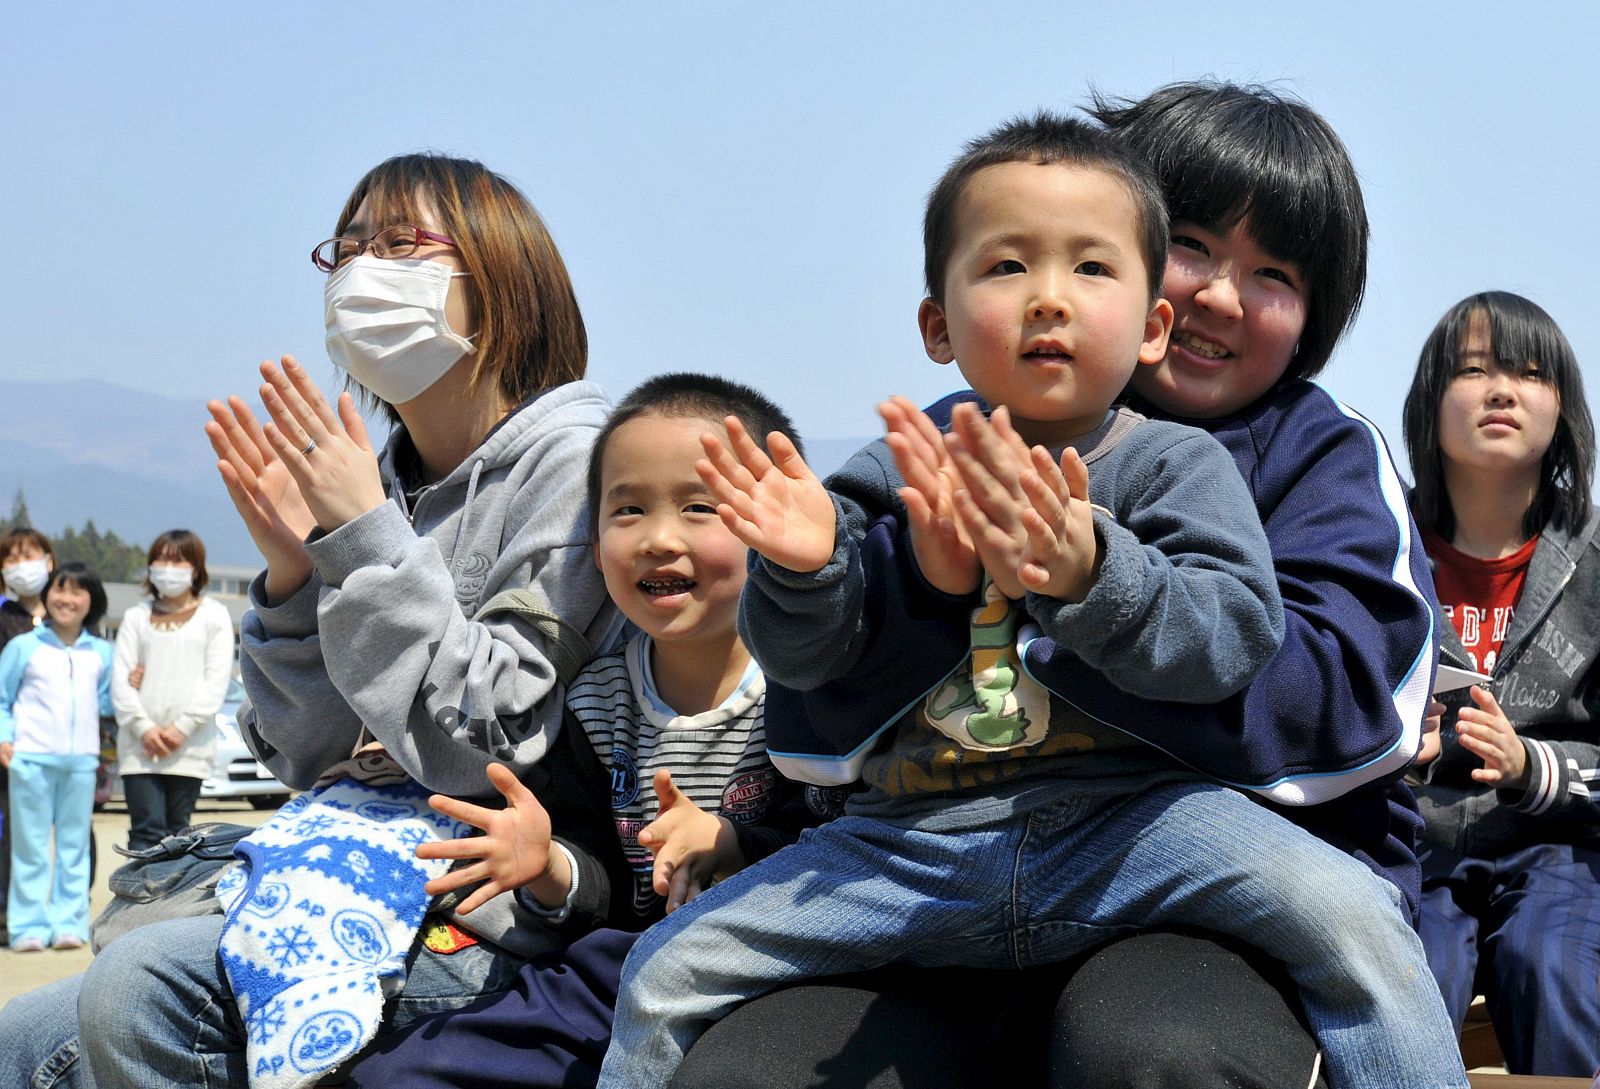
[598,780,1468,1089]
[0,911,526,1089]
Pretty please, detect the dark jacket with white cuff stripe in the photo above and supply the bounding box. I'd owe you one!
[1416,510,1600,859]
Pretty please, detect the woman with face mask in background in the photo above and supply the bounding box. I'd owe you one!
[0,528,55,947]
[110,529,235,851]
[0,152,619,1089]
[0,529,55,630]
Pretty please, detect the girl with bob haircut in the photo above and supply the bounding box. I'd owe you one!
[1089,80,1367,385]
[669,81,1455,1089]
[0,152,619,1088]
[1404,291,1600,1077]
[111,529,235,851]
[0,563,112,953]
[139,527,210,596]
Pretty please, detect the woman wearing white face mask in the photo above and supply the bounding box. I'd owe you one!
[110,529,234,850]
[0,153,620,1089]
[0,528,55,627]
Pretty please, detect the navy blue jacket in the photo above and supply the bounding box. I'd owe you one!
[759,382,1437,916]
[1135,381,1439,917]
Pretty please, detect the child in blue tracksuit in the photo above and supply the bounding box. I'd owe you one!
[597,115,1465,1089]
[0,563,112,951]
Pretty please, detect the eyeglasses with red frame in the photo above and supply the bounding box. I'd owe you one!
[311,225,457,273]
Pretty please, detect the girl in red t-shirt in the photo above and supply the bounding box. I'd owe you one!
[1404,290,1599,1077]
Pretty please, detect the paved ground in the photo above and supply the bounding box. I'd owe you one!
[0,801,1526,1080]
[0,798,278,1007]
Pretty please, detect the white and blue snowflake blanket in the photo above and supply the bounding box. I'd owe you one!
[215,775,470,1089]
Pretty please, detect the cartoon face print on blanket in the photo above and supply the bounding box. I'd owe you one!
[215,777,470,1089]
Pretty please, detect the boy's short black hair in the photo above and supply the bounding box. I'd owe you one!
[923,111,1169,303]
[1403,291,1594,539]
[1090,81,1368,382]
[587,373,802,537]
[44,562,108,634]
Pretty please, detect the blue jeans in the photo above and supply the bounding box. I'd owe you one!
[598,781,1467,1089]
[121,773,204,852]
[0,913,526,1088]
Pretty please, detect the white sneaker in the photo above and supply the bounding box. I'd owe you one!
[12,937,45,953]
[51,934,86,951]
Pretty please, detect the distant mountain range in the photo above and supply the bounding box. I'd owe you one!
[0,379,873,567]
[1,379,264,566]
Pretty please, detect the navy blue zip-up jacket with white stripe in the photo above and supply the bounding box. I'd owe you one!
[1138,382,1440,921]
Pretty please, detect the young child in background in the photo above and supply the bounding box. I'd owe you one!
[0,563,111,952]
[597,113,1464,1089]
[1405,291,1600,1077]
[345,373,824,1089]
[112,528,236,850]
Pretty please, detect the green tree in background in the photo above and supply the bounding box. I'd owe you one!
[5,489,32,533]
[57,520,147,581]
[0,489,147,581]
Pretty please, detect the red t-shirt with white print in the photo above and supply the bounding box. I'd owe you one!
[1422,527,1539,674]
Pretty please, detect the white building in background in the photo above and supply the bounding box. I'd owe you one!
[101,562,261,643]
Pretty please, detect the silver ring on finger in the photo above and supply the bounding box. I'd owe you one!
[300,437,317,457]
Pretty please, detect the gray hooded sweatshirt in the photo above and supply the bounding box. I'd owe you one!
[238,381,621,799]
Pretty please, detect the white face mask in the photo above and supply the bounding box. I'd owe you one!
[148,564,194,599]
[3,559,50,598]
[324,255,475,405]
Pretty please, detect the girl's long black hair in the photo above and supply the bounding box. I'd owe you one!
[1403,291,1593,539]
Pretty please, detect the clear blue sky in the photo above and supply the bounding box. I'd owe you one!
[8,2,1597,477]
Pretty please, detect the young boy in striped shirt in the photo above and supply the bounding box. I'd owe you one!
[345,373,826,1088]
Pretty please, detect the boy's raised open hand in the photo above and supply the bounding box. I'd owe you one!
[416,762,572,915]
[1015,444,1100,603]
[880,396,979,596]
[636,769,743,913]
[943,403,1035,599]
[697,416,836,574]
[1456,685,1530,790]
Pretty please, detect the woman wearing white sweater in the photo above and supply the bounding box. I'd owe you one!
[111,530,235,850]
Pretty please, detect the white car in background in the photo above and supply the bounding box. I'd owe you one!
[203,676,293,810]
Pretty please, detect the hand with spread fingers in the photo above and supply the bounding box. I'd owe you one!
[416,762,573,914]
[696,415,837,575]
[206,371,318,600]
[1456,684,1530,790]
[253,355,387,532]
[1014,443,1100,603]
[880,396,979,596]
[943,403,1035,599]
[637,769,743,913]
